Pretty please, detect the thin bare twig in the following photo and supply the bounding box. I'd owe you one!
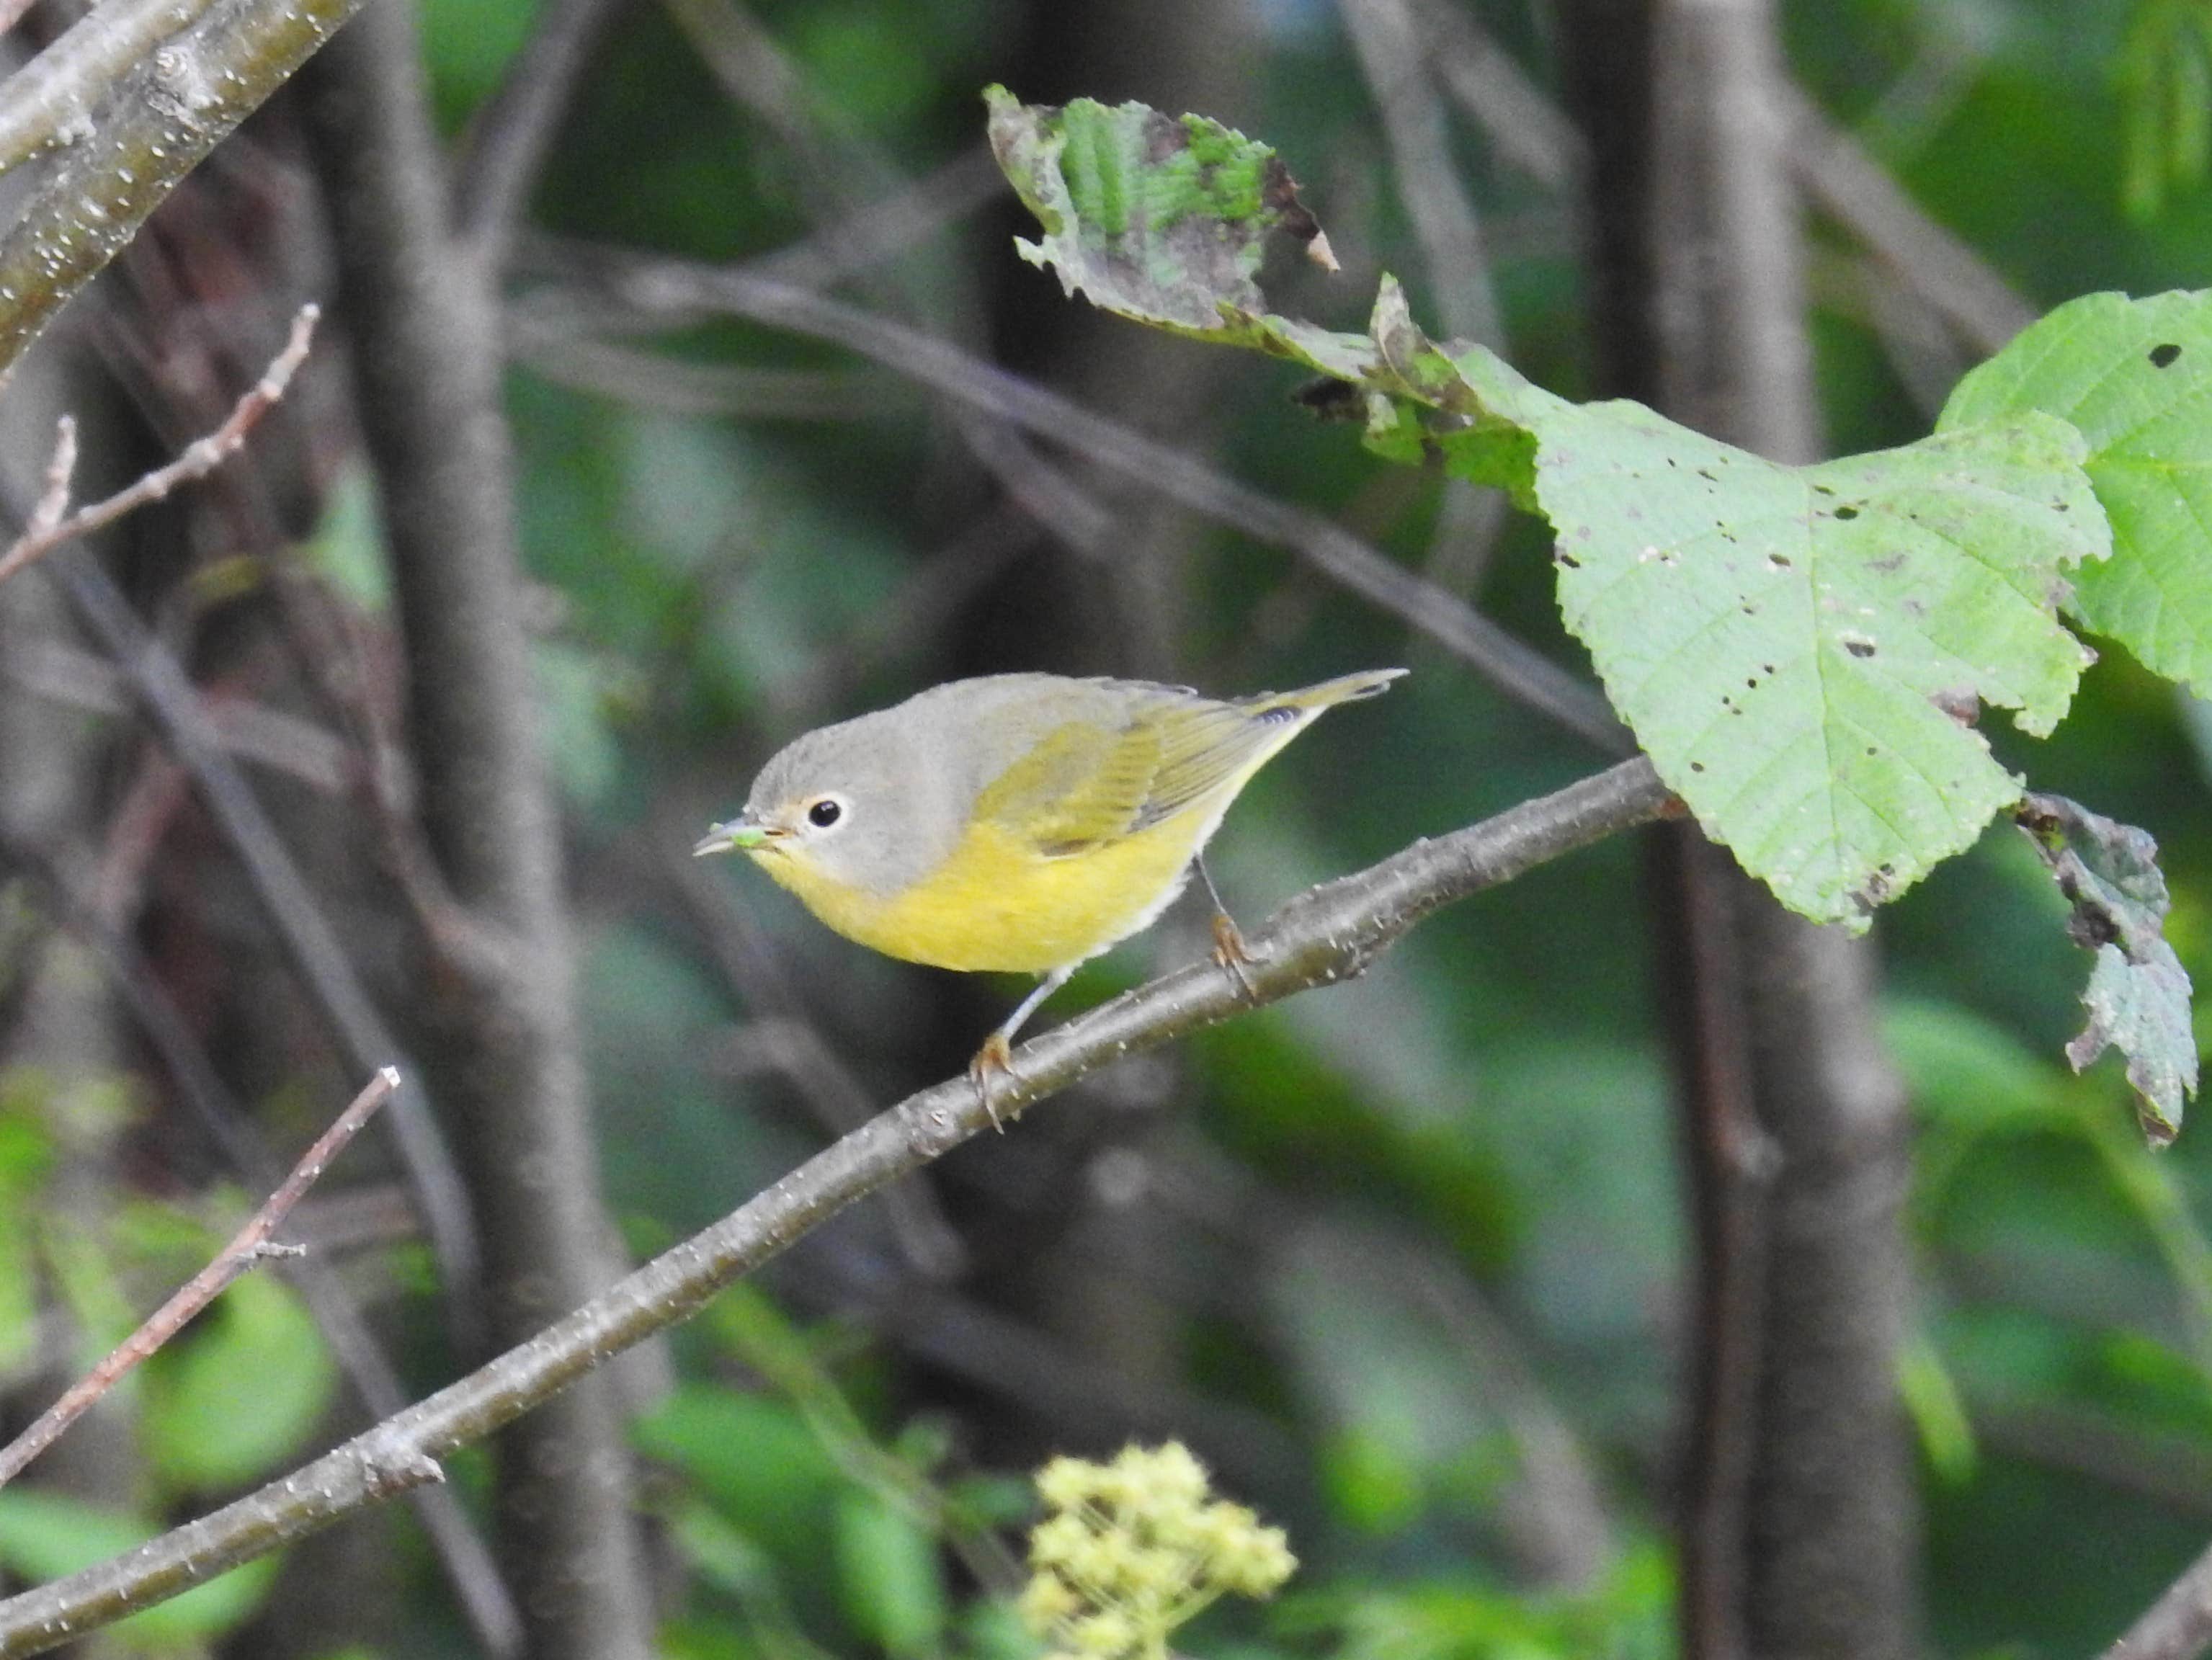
[0,841,522,1651]
[25,418,75,537]
[1337,0,1512,606]
[519,250,1632,755]
[0,304,318,589]
[2,635,354,790]
[652,0,1109,568]
[1413,0,1585,189]
[512,338,893,419]
[452,0,631,270]
[1340,0,1501,348]
[0,757,1677,1656]
[737,146,1007,293]
[0,1068,399,1491]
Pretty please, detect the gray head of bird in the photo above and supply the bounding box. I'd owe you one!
[692,714,949,897]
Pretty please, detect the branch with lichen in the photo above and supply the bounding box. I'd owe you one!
[0,0,365,373]
[0,756,1673,1658]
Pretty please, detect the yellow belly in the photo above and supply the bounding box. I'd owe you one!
[756,811,1213,973]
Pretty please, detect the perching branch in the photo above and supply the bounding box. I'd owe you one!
[0,304,318,589]
[0,1067,398,1491]
[0,755,1676,1657]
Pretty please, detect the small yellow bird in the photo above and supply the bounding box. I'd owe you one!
[695,668,1405,1102]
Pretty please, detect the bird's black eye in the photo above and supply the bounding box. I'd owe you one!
[807,798,843,829]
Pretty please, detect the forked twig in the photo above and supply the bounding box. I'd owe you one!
[0,303,319,589]
[0,1066,401,1491]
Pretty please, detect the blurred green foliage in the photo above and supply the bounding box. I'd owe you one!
[0,1070,337,1651]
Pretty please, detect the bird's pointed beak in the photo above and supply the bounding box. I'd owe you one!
[694,815,772,857]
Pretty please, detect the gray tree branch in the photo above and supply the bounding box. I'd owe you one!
[0,0,218,171]
[0,755,1677,1658]
[298,1,656,1651]
[1651,3,1919,1657]
[0,0,363,370]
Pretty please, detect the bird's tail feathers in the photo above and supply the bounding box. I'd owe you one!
[1262,667,1409,713]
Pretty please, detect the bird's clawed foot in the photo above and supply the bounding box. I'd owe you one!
[1211,911,1264,998]
[968,1033,1017,1132]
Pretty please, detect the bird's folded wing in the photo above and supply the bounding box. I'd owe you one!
[1132,702,1289,829]
[973,700,1290,854]
[971,718,1163,855]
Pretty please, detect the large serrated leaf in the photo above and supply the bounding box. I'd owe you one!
[2016,793,2199,1144]
[1533,408,2105,922]
[1941,290,2212,687]
[982,86,1332,340]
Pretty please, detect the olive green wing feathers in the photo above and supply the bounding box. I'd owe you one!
[970,717,1164,855]
[970,698,1298,856]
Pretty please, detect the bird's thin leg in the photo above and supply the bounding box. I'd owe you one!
[1195,852,1260,995]
[968,965,1074,1130]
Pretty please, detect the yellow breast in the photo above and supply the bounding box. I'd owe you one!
[752,808,1215,974]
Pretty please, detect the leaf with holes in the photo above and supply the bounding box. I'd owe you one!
[1350,293,2110,921]
[1529,401,2107,923]
[2017,793,2198,1144]
[1942,289,2212,687]
[983,86,1335,342]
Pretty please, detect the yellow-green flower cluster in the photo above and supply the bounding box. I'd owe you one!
[1018,1442,1297,1660]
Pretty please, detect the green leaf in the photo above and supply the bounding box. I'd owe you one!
[535,637,638,810]
[1942,290,2212,687]
[983,86,1334,341]
[634,1385,843,1543]
[0,1489,277,1642]
[0,1206,38,1383]
[1278,288,2106,921]
[834,1492,947,1659]
[2015,793,2200,1143]
[1539,406,2104,923]
[0,1102,52,1381]
[143,1271,338,1491]
[298,463,391,613]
